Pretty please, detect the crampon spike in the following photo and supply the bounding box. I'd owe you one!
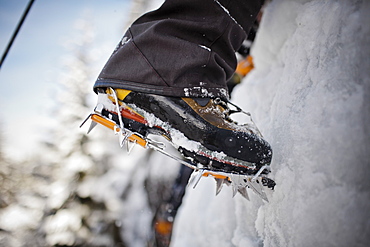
[232,185,238,197]
[189,170,204,189]
[80,114,91,128]
[118,131,129,148]
[127,139,137,154]
[230,175,244,198]
[231,179,238,197]
[247,177,269,202]
[237,186,250,200]
[87,121,97,134]
[215,178,224,196]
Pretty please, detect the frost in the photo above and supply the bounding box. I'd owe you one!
[121,36,130,45]
[44,209,83,246]
[182,86,219,98]
[0,205,42,231]
[126,102,202,152]
[214,0,243,30]
[199,45,211,51]
[184,88,190,97]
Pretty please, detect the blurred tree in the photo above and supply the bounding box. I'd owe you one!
[0,127,48,246]
[1,2,179,246]
[37,17,129,246]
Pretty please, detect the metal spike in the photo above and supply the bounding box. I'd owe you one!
[232,184,238,197]
[119,138,125,148]
[191,170,204,189]
[231,174,247,198]
[127,139,137,154]
[87,121,97,134]
[247,178,269,202]
[187,172,197,187]
[252,165,270,180]
[80,114,91,128]
[118,131,129,148]
[237,186,250,200]
[230,175,239,197]
[215,178,224,196]
[187,170,199,187]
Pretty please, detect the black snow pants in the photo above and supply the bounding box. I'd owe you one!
[94,0,264,100]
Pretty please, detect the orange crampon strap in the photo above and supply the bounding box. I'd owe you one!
[202,171,230,181]
[90,114,147,147]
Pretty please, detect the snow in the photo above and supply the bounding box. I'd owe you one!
[214,0,243,30]
[0,204,43,231]
[1,0,369,246]
[171,1,370,247]
[199,45,212,51]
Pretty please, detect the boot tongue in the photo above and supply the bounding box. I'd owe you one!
[193,98,211,107]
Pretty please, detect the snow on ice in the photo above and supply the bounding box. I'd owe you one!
[1,0,368,246]
[171,1,370,247]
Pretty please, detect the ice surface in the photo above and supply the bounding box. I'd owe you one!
[171,1,370,247]
[3,0,368,246]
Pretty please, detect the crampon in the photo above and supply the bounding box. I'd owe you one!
[81,88,275,201]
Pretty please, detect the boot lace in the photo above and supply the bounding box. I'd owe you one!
[213,97,263,137]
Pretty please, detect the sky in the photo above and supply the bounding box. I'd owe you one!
[0,0,132,160]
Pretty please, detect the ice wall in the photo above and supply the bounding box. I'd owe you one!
[171,1,370,246]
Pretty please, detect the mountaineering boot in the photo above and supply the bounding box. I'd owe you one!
[92,87,272,176]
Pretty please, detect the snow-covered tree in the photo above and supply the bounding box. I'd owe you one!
[0,1,177,246]
[0,129,48,246]
[35,18,131,246]
[36,14,179,247]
